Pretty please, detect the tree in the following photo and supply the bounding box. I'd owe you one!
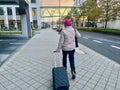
[98,0,120,29]
[80,0,102,22]
[112,0,120,17]
[65,7,81,27]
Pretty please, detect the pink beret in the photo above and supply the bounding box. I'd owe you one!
[64,19,72,26]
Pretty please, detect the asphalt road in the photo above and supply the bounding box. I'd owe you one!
[0,38,28,65]
[78,31,120,64]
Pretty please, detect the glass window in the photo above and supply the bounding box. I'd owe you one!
[7,8,12,15]
[0,8,4,15]
[32,8,37,16]
[31,0,36,3]
[16,7,19,15]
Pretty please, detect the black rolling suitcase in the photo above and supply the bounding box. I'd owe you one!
[52,53,69,90]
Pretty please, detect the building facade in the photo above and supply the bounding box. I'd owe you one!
[0,0,41,30]
[74,0,86,6]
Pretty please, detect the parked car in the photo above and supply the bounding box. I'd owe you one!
[52,25,57,30]
[56,25,64,33]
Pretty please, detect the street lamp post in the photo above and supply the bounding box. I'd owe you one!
[51,10,55,28]
[58,0,60,28]
[59,0,60,18]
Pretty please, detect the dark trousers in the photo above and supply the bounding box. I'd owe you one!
[62,49,75,72]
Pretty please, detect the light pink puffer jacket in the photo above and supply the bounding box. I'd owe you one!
[57,26,81,51]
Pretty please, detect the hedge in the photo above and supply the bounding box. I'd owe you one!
[77,27,120,36]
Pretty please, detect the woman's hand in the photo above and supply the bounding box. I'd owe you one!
[54,49,60,53]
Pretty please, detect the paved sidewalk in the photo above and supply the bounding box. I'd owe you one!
[0,28,120,90]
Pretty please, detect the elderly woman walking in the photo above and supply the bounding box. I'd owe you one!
[54,19,81,79]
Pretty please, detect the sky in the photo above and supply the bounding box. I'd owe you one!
[40,0,74,6]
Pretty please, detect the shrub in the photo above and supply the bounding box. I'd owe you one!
[78,27,120,36]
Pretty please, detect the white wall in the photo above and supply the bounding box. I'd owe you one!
[107,20,120,30]
[97,20,120,30]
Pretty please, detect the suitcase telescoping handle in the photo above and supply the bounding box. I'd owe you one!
[53,52,61,67]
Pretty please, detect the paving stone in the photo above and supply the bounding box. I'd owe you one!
[15,80,26,86]
[82,86,93,90]
[0,84,7,90]
[105,85,115,90]
[37,85,49,90]
[71,86,82,90]
[19,83,30,89]
[32,82,42,88]
[24,86,36,90]
[0,29,120,90]
[6,84,18,90]
[86,82,96,88]
[94,85,104,90]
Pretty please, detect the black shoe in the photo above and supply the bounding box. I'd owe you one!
[72,74,76,79]
[72,71,76,79]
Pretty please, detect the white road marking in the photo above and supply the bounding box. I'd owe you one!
[93,40,103,43]
[10,43,24,45]
[5,46,17,50]
[83,37,88,39]
[4,39,17,41]
[111,45,120,50]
